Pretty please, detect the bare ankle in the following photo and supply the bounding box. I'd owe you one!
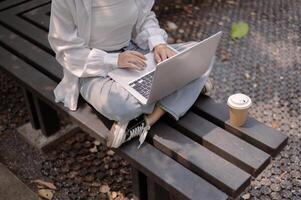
[146,105,166,126]
[144,115,152,126]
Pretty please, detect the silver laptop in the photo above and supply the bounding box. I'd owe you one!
[108,31,222,105]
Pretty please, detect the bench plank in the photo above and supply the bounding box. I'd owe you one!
[0,25,62,81]
[173,112,271,176]
[22,3,50,31]
[0,0,26,11]
[0,0,52,50]
[118,141,228,200]
[147,175,171,200]
[149,122,251,197]
[132,168,147,200]
[194,96,288,156]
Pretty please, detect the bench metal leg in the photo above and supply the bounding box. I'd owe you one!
[132,168,147,200]
[132,167,173,200]
[23,88,40,129]
[32,95,60,136]
[147,178,171,200]
[147,178,156,200]
[23,88,60,136]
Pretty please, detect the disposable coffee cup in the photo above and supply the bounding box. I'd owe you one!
[227,93,252,127]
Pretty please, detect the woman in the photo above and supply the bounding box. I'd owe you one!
[48,0,213,149]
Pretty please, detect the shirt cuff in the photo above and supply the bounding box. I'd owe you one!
[104,53,119,69]
[148,35,167,51]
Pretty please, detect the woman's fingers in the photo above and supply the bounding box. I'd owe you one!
[167,48,177,58]
[164,47,176,59]
[127,63,142,70]
[118,51,146,70]
[155,50,166,63]
[160,50,168,61]
[154,51,162,63]
[119,48,178,69]
[123,61,143,70]
[131,55,147,67]
[124,54,147,70]
[129,51,147,60]
[130,54,146,67]
[129,58,146,69]
[154,46,177,63]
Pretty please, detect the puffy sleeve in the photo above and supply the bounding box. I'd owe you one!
[132,6,168,51]
[48,0,119,78]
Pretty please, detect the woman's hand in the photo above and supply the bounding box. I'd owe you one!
[118,50,147,70]
[153,44,177,63]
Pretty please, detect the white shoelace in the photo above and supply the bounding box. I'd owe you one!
[137,125,150,149]
[127,122,150,149]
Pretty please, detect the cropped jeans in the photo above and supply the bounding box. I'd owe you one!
[79,41,212,122]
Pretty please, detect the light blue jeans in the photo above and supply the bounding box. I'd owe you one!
[79,41,212,122]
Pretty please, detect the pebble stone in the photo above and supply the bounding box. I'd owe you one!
[270,184,281,192]
[270,192,281,200]
[281,190,293,199]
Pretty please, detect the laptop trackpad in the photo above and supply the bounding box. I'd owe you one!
[108,52,157,84]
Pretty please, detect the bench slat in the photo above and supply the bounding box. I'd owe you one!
[173,112,271,176]
[22,3,50,31]
[118,141,228,200]
[194,96,288,156]
[0,0,25,11]
[0,25,62,81]
[149,122,251,197]
[0,0,51,50]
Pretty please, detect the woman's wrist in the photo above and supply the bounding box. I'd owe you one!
[153,43,177,63]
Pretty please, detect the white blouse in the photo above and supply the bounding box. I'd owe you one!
[48,0,167,110]
[90,0,138,51]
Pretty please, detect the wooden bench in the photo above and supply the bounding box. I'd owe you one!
[0,0,288,199]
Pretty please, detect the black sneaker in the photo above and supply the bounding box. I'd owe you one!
[107,115,150,149]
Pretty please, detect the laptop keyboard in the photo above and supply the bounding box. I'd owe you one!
[129,71,155,99]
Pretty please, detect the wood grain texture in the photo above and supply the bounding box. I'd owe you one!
[149,122,250,197]
[118,141,228,200]
[194,95,288,156]
[173,112,271,176]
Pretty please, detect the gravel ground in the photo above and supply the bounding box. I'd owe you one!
[0,0,301,199]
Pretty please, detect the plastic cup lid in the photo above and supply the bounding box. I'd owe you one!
[227,93,252,109]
